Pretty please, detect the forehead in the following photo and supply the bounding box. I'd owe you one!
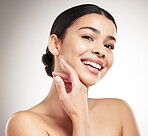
[67,13,116,36]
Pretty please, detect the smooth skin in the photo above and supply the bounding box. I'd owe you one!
[6,14,140,136]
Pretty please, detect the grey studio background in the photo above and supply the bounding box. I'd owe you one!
[0,0,148,136]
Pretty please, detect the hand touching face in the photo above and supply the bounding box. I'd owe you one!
[52,59,89,120]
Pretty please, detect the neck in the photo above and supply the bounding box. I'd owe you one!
[41,78,89,121]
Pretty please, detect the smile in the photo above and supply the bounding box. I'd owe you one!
[81,58,104,74]
[82,61,102,70]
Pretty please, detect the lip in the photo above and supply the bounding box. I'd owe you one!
[81,58,104,68]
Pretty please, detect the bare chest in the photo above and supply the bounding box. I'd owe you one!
[44,113,122,136]
[40,99,123,136]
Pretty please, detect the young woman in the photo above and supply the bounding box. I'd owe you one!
[6,4,140,136]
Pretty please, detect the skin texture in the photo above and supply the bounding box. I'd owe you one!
[5,14,140,136]
[53,14,115,87]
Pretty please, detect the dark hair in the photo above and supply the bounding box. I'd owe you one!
[42,4,117,77]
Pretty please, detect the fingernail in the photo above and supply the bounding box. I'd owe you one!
[52,72,55,76]
[52,72,57,77]
[55,76,61,82]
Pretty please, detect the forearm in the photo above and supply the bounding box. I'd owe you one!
[71,115,91,136]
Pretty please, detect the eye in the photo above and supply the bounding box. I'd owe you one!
[82,36,93,41]
[104,44,114,50]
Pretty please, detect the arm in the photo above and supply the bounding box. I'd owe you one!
[5,112,49,136]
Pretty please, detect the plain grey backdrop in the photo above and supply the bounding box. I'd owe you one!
[1,0,148,136]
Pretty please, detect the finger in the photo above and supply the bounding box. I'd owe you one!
[53,72,72,90]
[54,76,67,100]
[61,59,79,87]
[52,72,71,82]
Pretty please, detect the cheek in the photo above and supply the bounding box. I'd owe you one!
[74,43,89,55]
[107,52,114,68]
[61,39,89,57]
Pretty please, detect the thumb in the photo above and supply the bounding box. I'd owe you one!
[54,76,67,99]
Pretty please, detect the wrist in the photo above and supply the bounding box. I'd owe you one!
[71,112,89,121]
[72,115,91,136]
[71,113,91,127]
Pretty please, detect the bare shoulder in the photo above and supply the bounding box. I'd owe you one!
[89,98,133,111]
[89,98,129,110]
[89,98,137,121]
[89,98,140,136]
[5,111,50,136]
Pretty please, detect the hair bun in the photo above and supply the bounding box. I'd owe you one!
[42,49,54,77]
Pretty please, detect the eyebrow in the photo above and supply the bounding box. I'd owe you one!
[78,26,116,42]
[106,36,116,42]
[79,26,100,34]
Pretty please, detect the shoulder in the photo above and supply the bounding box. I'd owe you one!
[89,98,140,136]
[5,111,50,136]
[89,98,136,118]
[89,98,129,110]
[89,98,132,109]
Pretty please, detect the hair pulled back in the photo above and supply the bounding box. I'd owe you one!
[42,4,117,77]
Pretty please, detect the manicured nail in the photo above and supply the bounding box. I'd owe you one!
[52,72,55,76]
[55,76,61,82]
[52,72,58,77]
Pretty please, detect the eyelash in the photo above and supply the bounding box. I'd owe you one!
[104,44,114,50]
[82,35,114,50]
[82,35,93,41]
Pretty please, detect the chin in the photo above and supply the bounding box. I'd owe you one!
[80,69,110,87]
[79,75,100,87]
[84,80,98,87]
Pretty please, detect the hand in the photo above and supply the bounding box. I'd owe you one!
[52,59,89,120]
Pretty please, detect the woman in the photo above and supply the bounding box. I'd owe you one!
[6,4,140,136]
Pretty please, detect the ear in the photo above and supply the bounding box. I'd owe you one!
[48,34,61,56]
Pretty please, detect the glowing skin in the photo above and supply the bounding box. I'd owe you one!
[6,13,140,136]
[54,13,116,87]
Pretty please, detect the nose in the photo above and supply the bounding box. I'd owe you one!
[91,44,106,58]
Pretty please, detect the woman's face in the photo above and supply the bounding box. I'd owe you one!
[55,13,116,87]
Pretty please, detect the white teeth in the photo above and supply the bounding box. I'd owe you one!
[86,61,89,64]
[83,61,102,70]
[90,62,93,65]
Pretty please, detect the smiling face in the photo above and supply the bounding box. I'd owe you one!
[53,13,116,87]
